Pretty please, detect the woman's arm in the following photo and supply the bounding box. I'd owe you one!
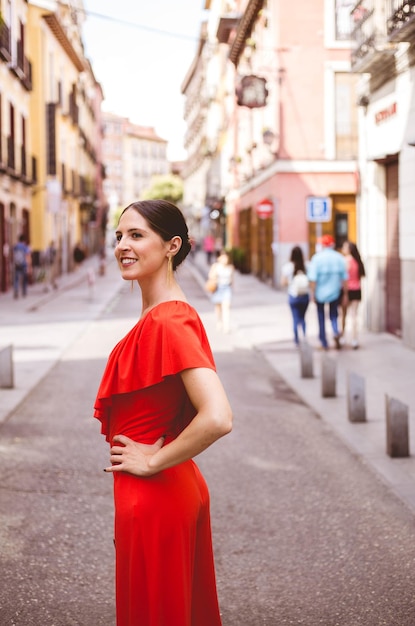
[106,367,232,476]
[280,262,292,287]
[208,263,218,280]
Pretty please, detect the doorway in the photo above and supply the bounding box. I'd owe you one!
[385,159,401,336]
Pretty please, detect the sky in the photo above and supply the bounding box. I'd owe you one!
[81,1,207,161]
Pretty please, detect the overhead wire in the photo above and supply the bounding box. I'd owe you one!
[78,5,201,43]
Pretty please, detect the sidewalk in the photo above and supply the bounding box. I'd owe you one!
[0,253,124,424]
[1,249,415,515]
[189,250,415,514]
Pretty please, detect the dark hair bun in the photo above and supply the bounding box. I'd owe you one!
[122,199,191,269]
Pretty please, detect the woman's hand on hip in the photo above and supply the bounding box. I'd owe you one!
[104,434,165,477]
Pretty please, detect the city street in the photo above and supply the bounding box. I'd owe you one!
[1,257,415,625]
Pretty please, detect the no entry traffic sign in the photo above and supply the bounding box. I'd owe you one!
[256,198,274,219]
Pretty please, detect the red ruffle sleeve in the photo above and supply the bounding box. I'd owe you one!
[93,301,215,439]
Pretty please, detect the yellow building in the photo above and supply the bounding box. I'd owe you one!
[0,0,35,292]
[27,0,104,275]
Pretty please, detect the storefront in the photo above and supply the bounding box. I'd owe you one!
[357,78,415,347]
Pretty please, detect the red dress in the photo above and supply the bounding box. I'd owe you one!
[94,301,223,626]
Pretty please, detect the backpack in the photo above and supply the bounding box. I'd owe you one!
[291,271,309,296]
[14,245,26,267]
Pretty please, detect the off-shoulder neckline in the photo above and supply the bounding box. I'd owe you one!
[140,299,191,322]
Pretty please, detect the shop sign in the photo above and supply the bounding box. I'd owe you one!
[375,102,397,125]
[236,75,268,108]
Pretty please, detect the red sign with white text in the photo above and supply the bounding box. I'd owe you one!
[256,198,273,219]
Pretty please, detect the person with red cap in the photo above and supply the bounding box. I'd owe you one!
[307,234,348,349]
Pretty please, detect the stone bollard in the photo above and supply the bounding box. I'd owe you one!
[299,341,314,378]
[347,372,366,423]
[321,354,336,398]
[386,395,410,458]
[0,344,14,389]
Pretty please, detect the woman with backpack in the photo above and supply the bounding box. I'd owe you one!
[281,245,310,346]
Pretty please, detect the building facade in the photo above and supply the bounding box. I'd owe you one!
[0,0,106,292]
[0,0,36,291]
[351,0,415,349]
[102,111,168,228]
[28,0,105,275]
[182,0,359,283]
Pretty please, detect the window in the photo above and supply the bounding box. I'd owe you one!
[335,0,354,40]
[335,72,358,159]
[46,103,57,175]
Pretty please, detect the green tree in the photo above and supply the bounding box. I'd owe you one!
[141,175,183,204]
[111,206,124,229]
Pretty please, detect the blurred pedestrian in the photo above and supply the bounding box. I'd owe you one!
[73,242,85,269]
[203,233,215,265]
[189,236,196,258]
[340,240,365,349]
[44,241,58,291]
[281,245,310,346]
[308,234,348,350]
[208,250,234,333]
[94,199,232,626]
[12,234,31,299]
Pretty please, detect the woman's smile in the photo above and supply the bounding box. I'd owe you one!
[121,257,137,266]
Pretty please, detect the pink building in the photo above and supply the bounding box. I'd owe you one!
[226,0,358,283]
[183,0,359,284]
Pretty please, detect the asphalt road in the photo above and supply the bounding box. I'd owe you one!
[1,267,415,625]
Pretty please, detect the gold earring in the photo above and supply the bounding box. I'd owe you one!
[167,256,174,285]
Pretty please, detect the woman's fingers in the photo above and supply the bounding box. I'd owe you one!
[103,435,166,475]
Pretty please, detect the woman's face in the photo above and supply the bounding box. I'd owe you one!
[342,241,350,255]
[114,209,170,281]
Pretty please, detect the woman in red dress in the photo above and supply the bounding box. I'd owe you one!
[94,200,232,626]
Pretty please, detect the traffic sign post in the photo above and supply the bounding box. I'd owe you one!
[306,196,331,223]
[306,196,332,248]
[256,198,274,219]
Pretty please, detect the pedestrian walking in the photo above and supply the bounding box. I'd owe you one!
[12,234,31,298]
[44,240,58,291]
[203,233,215,265]
[281,245,310,346]
[208,249,234,333]
[93,199,233,626]
[308,234,348,350]
[73,242,85,268]
[340,240,366,349]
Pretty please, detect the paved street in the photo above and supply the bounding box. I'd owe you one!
[1,254,415,624]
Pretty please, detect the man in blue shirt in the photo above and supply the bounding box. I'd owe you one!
[308,234,348,349]
[13,234,31,298]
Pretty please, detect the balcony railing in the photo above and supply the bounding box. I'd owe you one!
[387,0,415,41]
[351,0,396,72]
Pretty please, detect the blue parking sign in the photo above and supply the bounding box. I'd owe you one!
[306,196,331,222]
